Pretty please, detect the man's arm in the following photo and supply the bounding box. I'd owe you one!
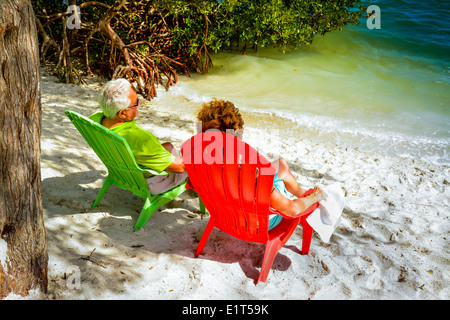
[161,142,186,173]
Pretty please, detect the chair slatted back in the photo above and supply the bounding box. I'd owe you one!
[181,131,276,243]
[65,110,149,198]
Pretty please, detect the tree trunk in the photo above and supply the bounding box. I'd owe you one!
[0,0,48,298]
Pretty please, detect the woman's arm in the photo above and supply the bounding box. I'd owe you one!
[270,186,324,218]
[162,142,186,173]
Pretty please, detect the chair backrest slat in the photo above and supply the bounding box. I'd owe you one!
[181,132,275,243]
[65,110,149,198]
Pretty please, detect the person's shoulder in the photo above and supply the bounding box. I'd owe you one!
[124,120,150,133]
[119,121,158,139]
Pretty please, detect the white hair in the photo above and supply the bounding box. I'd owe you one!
[98,78,132,118]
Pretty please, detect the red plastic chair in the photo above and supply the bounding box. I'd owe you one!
[181,131,319,284]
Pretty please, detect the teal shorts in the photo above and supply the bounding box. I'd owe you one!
[268,172,289,230]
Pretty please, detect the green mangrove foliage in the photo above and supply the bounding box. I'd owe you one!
[33,0,365,99]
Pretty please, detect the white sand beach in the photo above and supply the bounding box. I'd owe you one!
[6,68,449,300]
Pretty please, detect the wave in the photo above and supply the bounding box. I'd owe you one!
[154,85,450,166]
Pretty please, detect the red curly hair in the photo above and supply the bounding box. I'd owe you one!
[196,98,244,133]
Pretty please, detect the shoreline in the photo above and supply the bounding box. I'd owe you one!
[149,80,450,167]
[7,68,448,300]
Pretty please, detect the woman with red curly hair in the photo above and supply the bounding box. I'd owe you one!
[196,99,324,230]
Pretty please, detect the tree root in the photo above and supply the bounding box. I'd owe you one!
[34,0,197,99]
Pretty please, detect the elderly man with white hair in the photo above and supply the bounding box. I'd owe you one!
[89,78,187,194]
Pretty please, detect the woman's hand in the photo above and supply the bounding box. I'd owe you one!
[309,186,324,203]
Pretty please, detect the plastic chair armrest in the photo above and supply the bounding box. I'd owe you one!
[268,207,296,219]
[140,167,171,176]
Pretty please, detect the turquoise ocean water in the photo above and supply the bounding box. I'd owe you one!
[156,0,450,165]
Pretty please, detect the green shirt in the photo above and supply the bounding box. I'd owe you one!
[89,112,175,173]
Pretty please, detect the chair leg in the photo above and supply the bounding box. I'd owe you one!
[257,239,282,284]
[199,197,208,214]
[133,182,187,231]
[133,197,155,232]
[196,220,214,257]
[133,194,170,232]
[300,218,314,255]
[91,176,112,208]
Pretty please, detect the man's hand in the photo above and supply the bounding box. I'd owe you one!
[164,157,185,173]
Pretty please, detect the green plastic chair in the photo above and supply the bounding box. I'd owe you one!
[65,110,189,231]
